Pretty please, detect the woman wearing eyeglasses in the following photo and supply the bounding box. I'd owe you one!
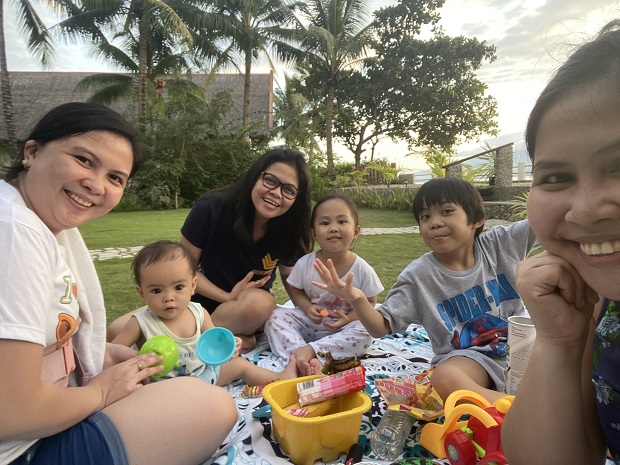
[176,149,312,352]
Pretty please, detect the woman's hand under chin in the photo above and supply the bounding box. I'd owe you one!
[516,251,599,348]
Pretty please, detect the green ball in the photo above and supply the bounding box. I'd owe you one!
[139,335,179,377]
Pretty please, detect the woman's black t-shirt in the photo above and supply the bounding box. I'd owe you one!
[181,194,298,312]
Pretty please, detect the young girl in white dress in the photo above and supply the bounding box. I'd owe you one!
[265,195,383,376]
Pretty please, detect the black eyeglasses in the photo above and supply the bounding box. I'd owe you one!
[261,172,299,200]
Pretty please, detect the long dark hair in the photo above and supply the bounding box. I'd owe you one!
[3,102,142,181]
[526,20,620,160]
[207,148,312,259]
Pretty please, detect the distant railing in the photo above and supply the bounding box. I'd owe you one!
[513,161,532,182]
[442,143,514,169]
[443,143,515,187]
[399,143,532,186]
[400,159,532,187]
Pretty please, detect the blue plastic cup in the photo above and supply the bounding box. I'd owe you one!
[196,327,236,366]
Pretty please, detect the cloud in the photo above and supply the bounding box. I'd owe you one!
[443,0,620,80]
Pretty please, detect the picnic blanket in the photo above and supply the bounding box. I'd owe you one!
[210,323,452,465]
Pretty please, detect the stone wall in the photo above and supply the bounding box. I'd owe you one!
[477,185,529,201]
[484,201,525,221]
[494,145,513,187]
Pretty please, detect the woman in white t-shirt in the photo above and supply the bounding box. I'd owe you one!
[0,102,236,465]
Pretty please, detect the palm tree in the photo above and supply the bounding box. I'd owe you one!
[53,0,211,125]
[1,0,53,154]
[69,26,202,113]
[273,73,320,157]
[205,0,298,133]
[292,0,373,167]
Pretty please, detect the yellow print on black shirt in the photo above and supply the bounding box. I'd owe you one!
[253,253,278,276]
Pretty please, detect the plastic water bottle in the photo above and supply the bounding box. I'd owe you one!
[369,410,415,460]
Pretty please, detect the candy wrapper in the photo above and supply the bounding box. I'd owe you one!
[240,384,266,398]
[240,379,279,398]
[296,366,366,406]
[373,369,443,421]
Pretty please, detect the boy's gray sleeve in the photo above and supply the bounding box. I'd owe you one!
[375,261,424,334]
[483,218,537,258]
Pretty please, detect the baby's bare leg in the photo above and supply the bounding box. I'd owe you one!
[217,355,298,387]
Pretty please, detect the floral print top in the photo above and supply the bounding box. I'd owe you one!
[593,299,620,464]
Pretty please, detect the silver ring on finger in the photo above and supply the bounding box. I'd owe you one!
[136,361,144,371]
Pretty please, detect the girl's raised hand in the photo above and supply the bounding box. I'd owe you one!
[312,258,361,302]
[89,353,164,408]
[516,251,599,347]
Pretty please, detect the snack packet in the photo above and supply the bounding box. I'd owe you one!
[373,369,443,421]
[296,366,366,406]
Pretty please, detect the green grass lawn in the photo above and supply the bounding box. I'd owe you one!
[80,208,427,323]
[79,209,191,248]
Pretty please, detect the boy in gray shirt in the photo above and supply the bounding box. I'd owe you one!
[314,178,537,402]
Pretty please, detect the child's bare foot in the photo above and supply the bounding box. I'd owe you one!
[308,358,323,375]
[299,359,312,376]
[237,333,256,353]
[280,354,299,379]
[293,345,316,376]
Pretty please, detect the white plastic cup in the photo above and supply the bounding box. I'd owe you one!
[505,316,536,395]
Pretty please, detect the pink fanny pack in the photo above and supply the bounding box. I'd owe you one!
[41,339,77,387]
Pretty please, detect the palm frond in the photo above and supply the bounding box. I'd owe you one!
[14,0,55,68]
[75,73,134,104]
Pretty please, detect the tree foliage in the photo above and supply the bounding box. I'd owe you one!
[289,0,374,167]
[365,159,399,187]
[1,0,54,155]
[272,73,321,159]
[415,147,484,182]
[333,0,499,167]
[52,0,217,125]
[416,147,452,178]
[205,0,298,131]
[121,86,263,210]
[1,0,507,208]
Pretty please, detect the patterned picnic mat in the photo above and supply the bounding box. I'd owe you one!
[210,324,451,465]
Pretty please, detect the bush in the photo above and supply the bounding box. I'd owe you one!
[113,190,152,212]
[510,191,529,220]
[338,187,416,211]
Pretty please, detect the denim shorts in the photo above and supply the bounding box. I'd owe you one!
[11,412,129,465]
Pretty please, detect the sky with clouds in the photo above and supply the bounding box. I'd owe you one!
[4,0,620,169]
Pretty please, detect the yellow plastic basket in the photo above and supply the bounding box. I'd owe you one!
[262,375,371,465]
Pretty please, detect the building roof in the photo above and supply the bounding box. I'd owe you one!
[0,71,273,140]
